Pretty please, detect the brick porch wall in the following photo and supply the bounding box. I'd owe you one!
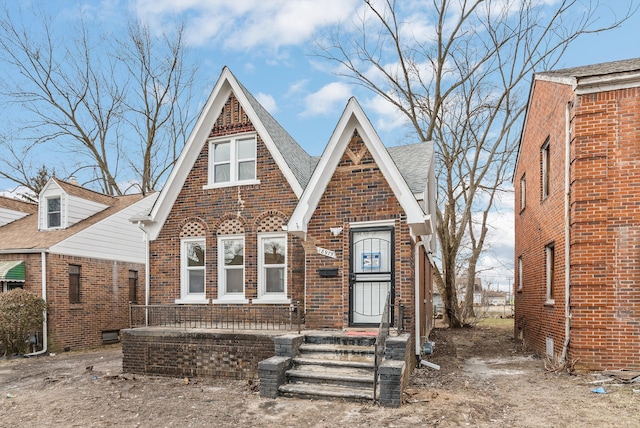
[121,328,276,380]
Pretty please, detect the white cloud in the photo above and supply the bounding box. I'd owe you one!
[133,0,360,50]
[255,92,278,114]
[363,95,405,133]
[301,82,351,117]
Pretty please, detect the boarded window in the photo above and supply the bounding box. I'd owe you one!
[69,264,81,303]
[129,270,138,303]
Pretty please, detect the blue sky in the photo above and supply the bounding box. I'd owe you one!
[2,0,639,291]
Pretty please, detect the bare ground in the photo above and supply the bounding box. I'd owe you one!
[1,319,638,427]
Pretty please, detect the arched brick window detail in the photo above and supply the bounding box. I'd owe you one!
[218,218,245,235]
[257,215,285,233]
[179,219,208,238]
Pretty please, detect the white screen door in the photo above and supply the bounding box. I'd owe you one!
[349,227,394,325]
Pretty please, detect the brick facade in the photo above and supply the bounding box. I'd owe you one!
[10,252,144,352]
[303,130,416,333]
[148,94,304,308]
[515,77,640,370]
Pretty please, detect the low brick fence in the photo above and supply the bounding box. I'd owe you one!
[121,328,276,380]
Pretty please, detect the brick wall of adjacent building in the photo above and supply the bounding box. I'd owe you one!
[121,329,275,379]
[515,78,640,370]
[148,93,304,309]
[303,130,416,336]
[14,252,144,352]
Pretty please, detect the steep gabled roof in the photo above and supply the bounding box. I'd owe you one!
[288,97,434,239]
[387,143,434,195]
[143,67,312,240]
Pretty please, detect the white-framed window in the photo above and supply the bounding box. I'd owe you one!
[214,235,248,303]
[206,133,258,188]
[47,196,62,228]
[177,237,208,304]
[255,233,289,303]
[541,138,550,200]
[520,174,526,212]
[517,256,523,291]
[545,243,555,304]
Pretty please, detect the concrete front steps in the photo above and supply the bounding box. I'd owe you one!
[278,332,377,401]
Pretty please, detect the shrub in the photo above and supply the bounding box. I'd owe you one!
[0,289,47,356]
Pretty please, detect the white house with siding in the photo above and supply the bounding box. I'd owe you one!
[0,178,156,353]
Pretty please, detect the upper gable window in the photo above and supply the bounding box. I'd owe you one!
[207,133,258,188]
[47,197,62,228]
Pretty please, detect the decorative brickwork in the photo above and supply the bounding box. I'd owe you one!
[148,93,303,308]
[303,130,416,339]
[179,218,208,237]
[217,218,246,235]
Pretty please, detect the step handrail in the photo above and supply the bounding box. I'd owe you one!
[373,291,391,402]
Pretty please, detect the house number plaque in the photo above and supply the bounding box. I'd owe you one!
[316,246,337,259]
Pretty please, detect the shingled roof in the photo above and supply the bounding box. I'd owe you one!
[0,193,145,251]
[237,79,314,189]
[538,57,640,79]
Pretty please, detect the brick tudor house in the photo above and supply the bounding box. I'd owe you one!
[0,178,156,353]
[123,67,437,389]
[514,58,640,371]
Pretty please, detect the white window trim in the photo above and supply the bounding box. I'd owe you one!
[213,235,249,304]
[254,232,290,304]
[204,132,260,189]
[45,195,63,230]
[176,237,209,304]
[545,244,555,304]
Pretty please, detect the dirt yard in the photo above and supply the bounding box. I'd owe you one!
[1,319,638,427]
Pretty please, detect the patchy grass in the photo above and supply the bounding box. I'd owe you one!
[477,317,513,330]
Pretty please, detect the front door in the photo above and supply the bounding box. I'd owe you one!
[349,227,394,325]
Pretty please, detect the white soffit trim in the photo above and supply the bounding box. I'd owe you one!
[288,97,427,237]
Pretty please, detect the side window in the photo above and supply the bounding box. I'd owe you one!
[517,256,523,291]
[47,197,61,228]
[128,270,138,304]
[257,233,289,303]
[520,174,526,212]
[178,238,207,303]
[545,243,555,303]
[216,235,247,302]
[69,264,81,303]
[541,138,550,200]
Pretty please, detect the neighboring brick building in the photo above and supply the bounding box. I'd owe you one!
[514,58,640,370]
[0,179,157,352]
[136,67,437,358]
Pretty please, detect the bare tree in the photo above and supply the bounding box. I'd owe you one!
[0,4,197,196]
[318,0,634,327]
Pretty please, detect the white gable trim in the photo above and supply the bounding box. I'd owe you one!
[288,98,431,239]
[144,67,303,240]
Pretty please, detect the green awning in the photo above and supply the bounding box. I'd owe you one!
[0,260,25,282]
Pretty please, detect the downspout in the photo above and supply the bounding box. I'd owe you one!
[561,101,573,363]
[137,221,150,326]
[26,250,48,356]
[414,238,429,357]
